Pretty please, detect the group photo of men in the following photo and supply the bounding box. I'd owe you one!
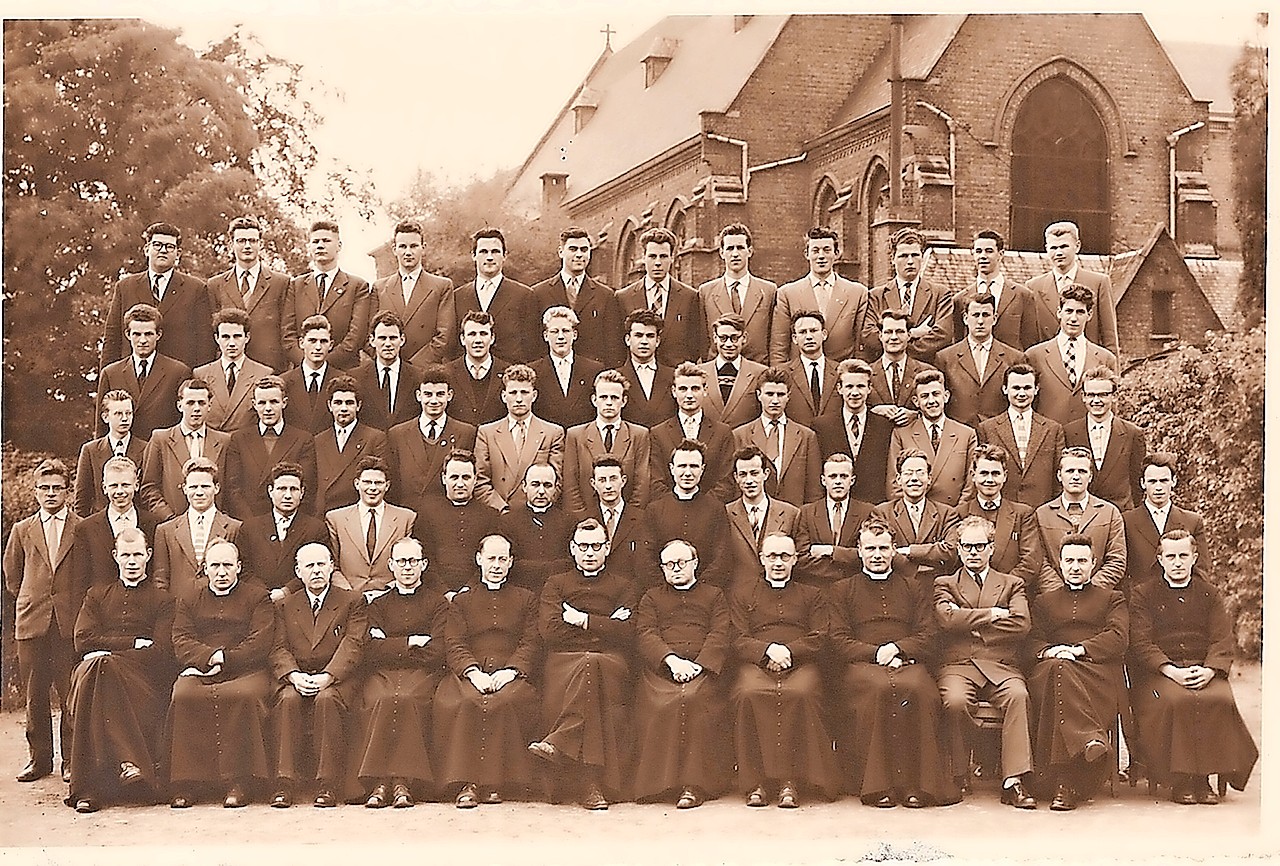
[4,212,1258,820]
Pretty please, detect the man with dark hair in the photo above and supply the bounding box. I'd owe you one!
[935,293,1026,426]
[887,368,977,507]
[370,219,454,366]
[529,305,607,428]
[282,220,374,369]
[313,374,388,514]
[782,311,840,428]
[499,463,574,593]
[724,446,800,593]
[325,455,416,594]
[96,304,192,440]
[206,215,291,371]
[617,308,677,427]
[474,364,566,511]
[451,227,536,363]
[74,391,148,517]
[139,377,232,520]
[352,309,425,432]
[650,362,737,502]
[238,462,329,601]
[413,449,501,594]
[225,375,318,518]
[101,222,212,370]
[562,369,652,514]
[1064,365,1145,511]
[733,366,821,507]
[152,458,242,598]
[951,230,1038,350]
[1027,221,1120,356]
[1025,285,1119,428]
[572,455,656,589]
[648,440,729,580]
[1034,447,1127,595]
[771,227,869,366]
[195,307,275,432]
[698,313,766,429]
[530,227,624,367]
[281,314,340,434]
[977,363,1065,507]
[385,364,477,504]
[864,227,952,364]
[866,308,934,428]
[1122,453,1207,587]
[958,444,1042,584]
[813,358,893,503]
[793,453,875,585]
[871,449,961,588]
[699,224,775,363]
[445,310,510,428]
[617,226,706,366]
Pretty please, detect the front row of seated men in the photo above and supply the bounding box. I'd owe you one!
[59,499,1255,814]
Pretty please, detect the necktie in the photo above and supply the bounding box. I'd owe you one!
[749,505,762,542]
[718,364,734,404]
[847,414,861,451]
[728,280,742,314]
[513,420,526,450]
[381,367,393,414]
[402,272,414,304]
[365,510,377,560]
[970,570,984,588]
[973,343,988,380]
[187,430,202,460]
[226,363,237,392]
[240,271,252,297]
[312,596,322,620]
[902,286,913,313]
[1091,423,1106,466]
[309,371,320,395]
[566,277,579,307]
[336,426,348,452]
[426,420,438,442]
[152,274,163,302]
[137,358,150,385]
[277,517,290,542]
[192,512,209,565]
[831,500,844,540]
[980,499,998,511]
[930,422,941,453]
[1066,339,1079,387]
[891,362,903,403]
[681,415,697,439]
[316,273,328,302]
[602,424,614,452]
[43,514,60,560]
[815,280,830,317]
[809,362,821,407]
[907,503,922,534]
[763,420,780,463]
[1013,412,1030,464]
[604,507,618,540]
[650,289,662,313]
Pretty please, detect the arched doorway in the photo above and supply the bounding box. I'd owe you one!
[615,221,640,288]
[863,162,890,287]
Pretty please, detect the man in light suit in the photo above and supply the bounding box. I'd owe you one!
[100,222,212,371]
[793,452,874,586]
[206,215,291,372]
[977,364,1065,508]
[313,375,387,514]
[281,314,339,435]
[887,370,976,507]
[1033,448,1127,595]
[934,293,1025,427]
[74,391,148,517]
[864,228,952,364]
[1122,453,1207,587]
[698,314,766,429]
[152,457,242,598]
[370,219,454,367]
[282,220,373,369]
[698,224,775,364]
[617,227,706,366]
[385,365,477,506]
[529,306,606,429]
[139,377,232,520]
[324,456,416,594]
[195,307,274,432]
[224,376,318,519]
[450,227,536,363]
[950,230,1039,351]
[4,459,81,782]
[770,227,869,365]
[1064,366,1145,512]
[871,450,961,589]
[95,304,192,440]
[723,446,801,594]
[649,362,737,503]
[1024,285,1118,428]
[867,309,934,429]
[445,311,509,429]
[351,310,424,432]
[782,311,840,428]
[732,367,821,508]
[617,309,677,427]
[1026,221,1120,356]
[562,370,652,514]
[530,227,624,368]
[957,444,1042,584]
[474,364,566,512]
[813,359,893,505]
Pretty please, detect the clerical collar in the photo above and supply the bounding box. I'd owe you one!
[578,567,604,579]
[527,503,552,514]
[672,578,697,591]
[765,577,790,589]
[449,498,472,507]
[1064,580,1090,592]
[863,569,891,582]
[395,584,420,596]
[119,577,146,589]
[1163,576,1193,590]
[673,487,700,501]
[482,578,506,591]
[209,582,236,597]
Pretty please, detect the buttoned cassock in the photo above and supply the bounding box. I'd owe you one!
[73,434,149,517]
[732,417,822,507]
[1024,337,1118,428]
[95,353,192,441]
[137,424,232,520]
[697,357,766,430]
[934,339,1026,427]
[1121,503,1207,588]
[870,498,960,589]
[863,278,954,364]
[351,358,426,432]
[561,420,652,514]
[237,511,329,596]
[887,416,977,507]
[449,276,538,364]
[957,498,1043,585]
[412,498,502,593]
[385,416,477,505]
[324,502,417,594]
[529,354,607,429]
[616,360,678,429]
[1026,268,1121,358]
[698,275,777,364]
[647,413,738,503]
[782,357,841,429]
[100,270,213,371]
[498,505,574,593]
[812,409,894,505]
[530,273,625,368]
[1064,415,1146,512]
[723,497,800,594]
[282,269,375,369]
[224,423,318,519]
[473,415,565,512]
[206,265,292,373]
[313,423,388,513]
[1034,497,1127,595]
[951,278,1041,351]
[151,510,242,598]
[370,270,455,367]
[770,275,870,366]
[793,497,875,586]
[445,356,510,429]
[617,278,707,366]
[194,357,275,433]
[977,410,1065,507]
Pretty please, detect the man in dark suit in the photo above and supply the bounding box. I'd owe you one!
[864,228,952,364]
[352,310,424,432]
[313,375,388,514]
[951,230,1039,351]
[1122,452,1208,587]
[867,308,934,429]
[813,359,892,504]
[72,455,161,595]
[1064,366,1145,511]
[887,370,977,507]
[1034,448,1127,595]
[445,311,509,428]
[205,215,290,372]
[934,293,1025,427]
[100,222,212,370]
[529,306,606,429]
[617,309,677,428]
[782,311,840,428]
[370,219,454,367]
[977,364,1065,508]
[194,307,275,433]
[74,390,148,517]
[572,455,656,589]
[723,446,801,594]
[649,362,737,503]
[616,227,706,366]
[771,226,869,366]
[698,223,775,364]
[96,304,191,440]
[958,444,1042,584]
[530,226,624,367]
[449,227,536,363]
[224,376,318,519]
[561,370,651,514]
[697,314,766,430]
[281,314,339,435]
[385,365,477,506]
[138,377,232,520]
[1024,285,1119,428]
[792,452,873,586]
[238,462,329,601]
[871,450,960,589]
[1026,221,1120,356]
[282,220,373,369]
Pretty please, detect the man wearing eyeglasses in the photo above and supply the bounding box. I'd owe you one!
[698,314,767,429]
[632,539,732,808]
[324,456,416,595]
[529,518,636,810]
[934,515,1035,808]
[1064,366,1145,511]
[871,450,960,588]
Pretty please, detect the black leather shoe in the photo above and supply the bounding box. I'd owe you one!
[74,798,99,814]
[365,784,389,809]
[119,761,144,785]
[1195,776,1220,805]
[746,785,768,807]
[455,783,479,809]
[903,792,926,809]
[16,762,52,783]
[777,782,799,809]
[483,789,502,805]
[676,788,703,809]
[872,793,896,808]
[1050,783,1077,811]
[270,790,292,809]
[581,784,609,810]
[223,786,248,808]
[170,795,193,809]
[1000,779,1037,809]
[391,783,414,808]
[313,789,337,808]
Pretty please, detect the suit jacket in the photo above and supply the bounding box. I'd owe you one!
[647,414,738,503]
[698,274,776,364]
[1023,337,1118,428]
[3,510,83,639]
[529,353,606,429]
[617,360,677,428]
[138,424,232,520]
[237,511,329,595]
[933,339,1026,426]
[870,498,961,586]
[573,501,658,588]
[933,567,1030,683]
[449,276,537,363]
[325,502,417,593]
[385,415,477,504]
[1122,503,1208,587]
[314,423,388,513]
[1026,268,1121,357]
[868,356,935,412]
[888,416,977,507]
[697,357,766,429]
[976,410,1064,507]
[96,353,191,440]
[1064,415,1146,512]
[194,357,275,432]
[281,364,339,435]
[783,356,841,428]
[371,270,455,367]
[561,420,652,514]
[957,498,1043,584]
[101,270,213,370]
[724,496,801,592]
[206,266,292,372]
[474,415,566,511]
[951,278,1040,351]
[282,269,374,368]
[71,507,161,593]
[864,278,953,363]
[1034,496,1127,594]
[224,424,318,518]
[445,357,510,429]
[270,585,367,682]
[351,357,425,431]
[530,273,624,367]
[793,497,875,585]
[771,275,870,365]
[73,434,149,517]
[732,417,821,507]
[617,278,707,366]
[812,409,893,504]
[152,510,242,598]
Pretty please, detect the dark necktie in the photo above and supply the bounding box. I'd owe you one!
[891,362,903,403]
[718,364,734,404]
[311,596,321,620]
[969,570,983,588]
[930,422,941,453]
[226,364,236,393]
[137,358,149,385]
[365,511,377,560]
[240,272,252,297]
[309,372,320,395]
[603,424,615,452]
[426,421,438,442]
[809,362,821,407]
[152,274,162,302]
[316,273,328,303]
[728,280,741,314]
[381,367,393,414]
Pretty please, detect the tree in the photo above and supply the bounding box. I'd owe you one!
[1230,14,1266,325]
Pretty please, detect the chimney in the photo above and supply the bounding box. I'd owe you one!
[541,173,568,211]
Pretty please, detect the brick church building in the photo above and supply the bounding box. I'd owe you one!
[501,13,1241,358]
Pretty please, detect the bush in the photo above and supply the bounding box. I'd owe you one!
[1120,326,1264,658]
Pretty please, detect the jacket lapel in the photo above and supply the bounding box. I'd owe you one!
[778,421,802,476]
[175,516,198,570]
[320,272,348,314]
[726,501,756,550]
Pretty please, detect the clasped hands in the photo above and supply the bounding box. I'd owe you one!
[178,647,224,678]
[764,642,793,673]
[665,654,703,683]
[288,670,335,696]
[1162,663,1216,690]
[465,667,519,693]
[1041,644,1084,661]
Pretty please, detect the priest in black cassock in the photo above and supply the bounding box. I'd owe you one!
[730,532,838,808]
[498,462,573,592]
[647,440,728,579]
[826,518,957,808]
[1027,534,1128,810]
[632,539,732,808]
[413,449,501,593]
[435,533,541,808]
[65,528,174,813]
